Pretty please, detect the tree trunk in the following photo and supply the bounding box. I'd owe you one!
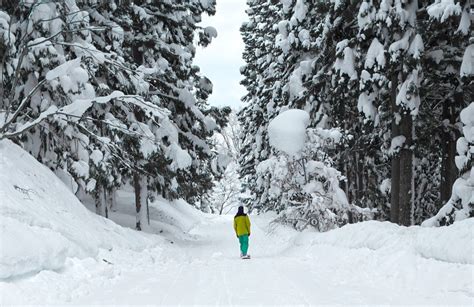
[390,75,400,224]
[440,93,462,204]
[106,188,117,212]
[398,111,413,226]
[134,173,148,231]
[341,159,350,202]
[356,152,364,201]
[95,185,107,217]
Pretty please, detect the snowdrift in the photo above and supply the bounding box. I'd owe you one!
[0,140,155,279]
[296,220,474,264]
[149,198,205,237]
[83,187,206,242]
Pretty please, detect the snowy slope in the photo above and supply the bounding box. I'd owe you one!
[80,188,206,242]
[0,139,156,279]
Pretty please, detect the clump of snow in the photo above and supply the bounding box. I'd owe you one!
[204,26,217,38]
[388,135,406,155]
[275,20,291,54]
[166,144,192,171]
[293,0,308,22]
[396,70,421,115]
[460,44,474,78]
[427,0,462,22]
[358,92,377,120]
[0,140,154,279]
[365,38,386,69]
[288,67,305,98]
[334,40,358,80]
[313,127,343,143]
[408,34,424,59]
[287,60,312,99]
[389,31,411,61]
[379,178,391,196]
[268,109,310,157]
[456,5,471,35]
[358,1,373,30]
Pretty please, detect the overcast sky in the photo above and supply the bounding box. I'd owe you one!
[194,0,248,110]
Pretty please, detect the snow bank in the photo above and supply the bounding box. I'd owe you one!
[148,198,204,239]
[89,187,207,243]
[268,109,310,157]
[0,140,155,279]
[298,220,474,264]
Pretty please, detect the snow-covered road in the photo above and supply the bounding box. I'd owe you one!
[1,213,473,305]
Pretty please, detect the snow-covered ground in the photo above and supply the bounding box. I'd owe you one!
[1,139,473,305]
[2,212,473,305]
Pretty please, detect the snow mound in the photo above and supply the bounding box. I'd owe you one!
[147,197,205,240]
[268,109,310,157]
[0,140,155,279]
[298,220,474,264]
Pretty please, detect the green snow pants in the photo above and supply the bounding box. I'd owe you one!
[238,235,249,256]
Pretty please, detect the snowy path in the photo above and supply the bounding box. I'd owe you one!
[70,215,472,305]
[1,213,473,305]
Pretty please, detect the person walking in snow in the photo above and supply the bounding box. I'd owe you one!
[234,206,251,259]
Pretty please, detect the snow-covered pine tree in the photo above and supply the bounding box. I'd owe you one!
[422,0,473,226]
[238,0,473,228]
[325,1,383,212]
[423,99,474,226]
[352,0,424,225]
[411,0,472,223]
[239,0,283,212]
[113,0,218,209]
[0,0,138,207]
[384,0,423,226]
[1,0,219,228]
[261,109,375,231]
[355,0,393,217]
[282,0,388,218]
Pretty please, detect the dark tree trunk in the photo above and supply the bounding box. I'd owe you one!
[440,93,462,203]
[399,111,413,226]
[106,188,117,212]
[134,173,147,231]
[342,159,351,203]
[95,185,107,217]
[356,152,364,201]
[390,75,400,224]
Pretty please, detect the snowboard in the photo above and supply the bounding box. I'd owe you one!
[241,255,251,259]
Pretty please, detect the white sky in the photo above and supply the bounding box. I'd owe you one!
[194,0,248,110]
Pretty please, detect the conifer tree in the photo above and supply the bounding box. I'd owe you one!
[239,0,283,211]
[1,0,219,228]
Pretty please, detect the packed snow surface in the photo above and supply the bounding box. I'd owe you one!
[268,109,310,157]
[1,140,473,305]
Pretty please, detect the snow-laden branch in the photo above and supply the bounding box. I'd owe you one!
[0,105,58,139]
[0,78,47,134]
[0,88,166,141]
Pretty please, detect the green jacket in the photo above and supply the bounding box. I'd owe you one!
[234,215,251,236]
